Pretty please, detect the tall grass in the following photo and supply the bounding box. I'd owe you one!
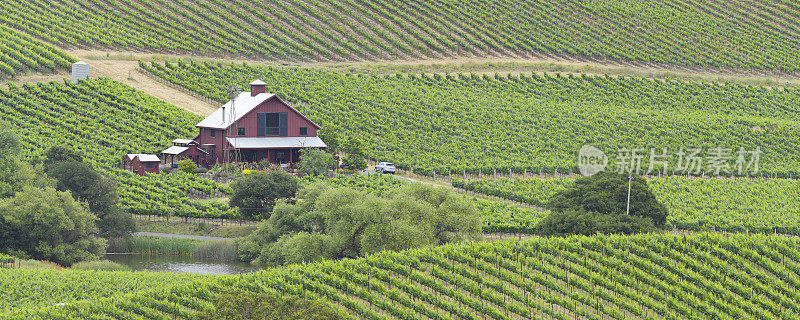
[107,236,239,261]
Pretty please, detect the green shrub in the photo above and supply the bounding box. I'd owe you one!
[177,159,197,174]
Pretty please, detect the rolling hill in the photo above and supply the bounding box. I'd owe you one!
[6,233,800,319]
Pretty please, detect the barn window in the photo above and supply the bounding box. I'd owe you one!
[210,130,216,138]
[260,112,288,136]
[299,127,308,135]
[265,113,279,135]
[145,162,154,169]
[238,127,245,136]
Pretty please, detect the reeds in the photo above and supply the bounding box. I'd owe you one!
[107,236,239,261]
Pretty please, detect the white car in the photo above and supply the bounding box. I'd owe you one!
[375,162,396,174]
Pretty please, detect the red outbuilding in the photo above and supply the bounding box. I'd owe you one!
[162,139,210,167]
[122,154,161,176]
[167,80,326,167]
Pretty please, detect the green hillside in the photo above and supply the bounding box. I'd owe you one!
[8,233,800,319]
[0,25,74,77]
[0,269,199,313]
[143,61,800,176]
[1,0,800,71]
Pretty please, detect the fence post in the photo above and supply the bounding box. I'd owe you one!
[493,168,496,179]
[433,170,436,182]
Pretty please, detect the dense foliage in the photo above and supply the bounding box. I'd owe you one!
[238,182,482,266]
[229,171,299,220]
[537,172,667,235]
[0,79,233,218]
[145,61,800,177]
[0,186,106,266]
[298,148,336,176]
[0,25,74,77]
[43,147,135,237]
[3,0,800,71]
[7,233,800,320]
[303,174,544,234]
[456,176,800,234]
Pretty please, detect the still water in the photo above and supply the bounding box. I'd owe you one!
[106,254,257,275]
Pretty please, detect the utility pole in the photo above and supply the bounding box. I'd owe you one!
[626,172,632,215]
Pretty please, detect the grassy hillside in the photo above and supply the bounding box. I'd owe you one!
[1,0,800,71]
[0,78,232,218]
[8,233,800,319]
[144,61,800,177]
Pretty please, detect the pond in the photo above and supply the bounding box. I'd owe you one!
[105,254,257,275]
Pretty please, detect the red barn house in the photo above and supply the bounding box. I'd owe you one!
[166,80,326,167]
[122,154,161,176]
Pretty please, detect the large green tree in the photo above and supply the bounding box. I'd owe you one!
[44,148,135,237]
[238,182,481,266]
[298,148,335,177]
[537,172,668,236]
[0,186,107,266]
[229,171,299,220]
[0,127,29,198]
[341,137,367,171]
[316,126,340,155]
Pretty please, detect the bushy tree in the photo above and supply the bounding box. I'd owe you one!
[229,171,299,220]
[196,290,345,320]
[0,127,28,198]
[44,150,135,237]
[341,137,367,171]
[0,186,107,266]
[177,159,197,174]
[42,145,83,167]
[537,172,667,236]
[316,126,340,154]
[298,148,335,176]
[238,182,481,266]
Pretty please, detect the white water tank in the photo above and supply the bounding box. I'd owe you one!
[71,61,90,83]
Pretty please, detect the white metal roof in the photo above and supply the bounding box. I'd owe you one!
[161,146,189,155]
[226,137,327,149]
[172,138,194,145]
[250,79,267,85]
[126,154,160,162]
[195,92,275,129]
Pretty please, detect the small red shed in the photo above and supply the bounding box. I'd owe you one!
[161,140,210,168]
[122,154,161,176]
